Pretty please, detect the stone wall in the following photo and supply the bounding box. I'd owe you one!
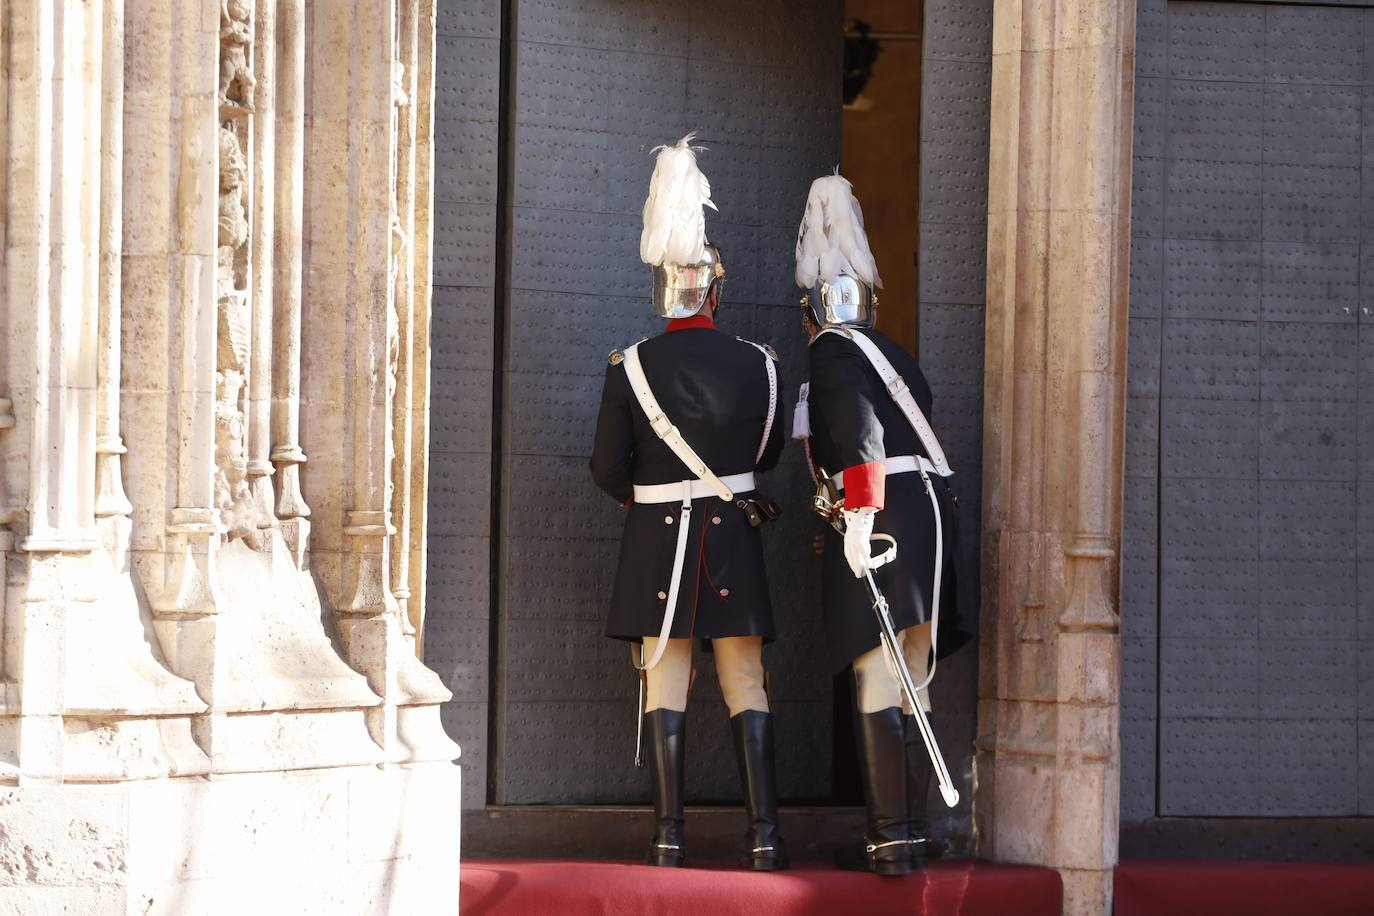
[0,1,459,912]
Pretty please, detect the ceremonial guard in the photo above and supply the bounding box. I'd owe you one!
[792,174,974,875]
[590,135,788,871]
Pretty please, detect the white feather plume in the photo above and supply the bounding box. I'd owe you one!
[794,173,882,290]
[640,133,718,267]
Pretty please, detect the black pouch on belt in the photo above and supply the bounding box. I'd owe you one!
[735,495,781,528]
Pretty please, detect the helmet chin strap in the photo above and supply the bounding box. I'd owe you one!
[703,273,725,317]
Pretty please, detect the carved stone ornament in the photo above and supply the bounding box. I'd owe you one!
[0,4,459,911]
[219,0,256,113]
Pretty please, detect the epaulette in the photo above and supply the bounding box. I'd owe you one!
[608,348,624,366]
[736,336,779,361]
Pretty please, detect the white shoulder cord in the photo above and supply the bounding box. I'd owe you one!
[737,339,778,465]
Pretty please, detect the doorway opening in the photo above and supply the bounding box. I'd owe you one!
[842,1,923,356]
[829,0,925,805]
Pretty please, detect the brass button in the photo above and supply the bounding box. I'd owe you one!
[657,591,668,600]
[719,588,730,598]
[664,515,674,524]
[712,515,722,525]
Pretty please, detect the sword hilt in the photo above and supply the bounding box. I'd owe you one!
[812,469,843,527]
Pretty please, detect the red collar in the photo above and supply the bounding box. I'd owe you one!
[665,315,716,333]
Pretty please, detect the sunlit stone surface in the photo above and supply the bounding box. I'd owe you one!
[0,2,459,912]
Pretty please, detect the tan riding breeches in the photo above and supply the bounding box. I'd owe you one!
[643,636,769,717]
[853,622,933,715]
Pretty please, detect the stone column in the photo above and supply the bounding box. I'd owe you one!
[406,0,436,653]
[976,1,1135,913]
[0,0,208,788]
[247,0,280,545]
[391,0,419,638]
[146,0,239,765]
[0,10,11,780]
[154,0,227,626]
[336,0,407,758]
[66,0,209,781]
[302,0,454,762]
[94,0,133,570]
[0,1,459,907]
[3,0,105,784]
[389,0,452,755]
[271,0,311,566]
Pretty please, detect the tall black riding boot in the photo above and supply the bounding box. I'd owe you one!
[730,710,789,871]
[855,706,911,876]
[903,713,948,866]
[645,709,686,867]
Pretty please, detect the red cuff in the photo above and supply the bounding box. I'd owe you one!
[622,497,634,508]
[843,461,886,510]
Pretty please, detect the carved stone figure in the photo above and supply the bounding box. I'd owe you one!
[220,0,256,112]
[215,123,256,545]
[391,59,408,109]
[217,125,249,282]
[215,295,257,546]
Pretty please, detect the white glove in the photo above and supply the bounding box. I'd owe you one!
[842,507,878,578]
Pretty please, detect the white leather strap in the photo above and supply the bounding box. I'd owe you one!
[918,472,944,692]
[832,455,937,492]
[634,472,756,505]
[737,339,778,465]
[622,341,734,672]
[634,488,693,672]
[814,327,954,476]
[622,343,736,502]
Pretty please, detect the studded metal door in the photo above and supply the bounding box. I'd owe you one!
[425,0,502,814]
[427,0,991,818]
[1124,0,1373,819]
[489,0,845,807]
[916,0,993,835]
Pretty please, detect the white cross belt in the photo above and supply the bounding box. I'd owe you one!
[632,472,756,505]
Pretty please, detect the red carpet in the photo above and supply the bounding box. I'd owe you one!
[1115,859,1374,916]
[460,859,1061,916]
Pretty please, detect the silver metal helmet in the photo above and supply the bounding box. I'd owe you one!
[801,274,876,328]
[650,243,725,319]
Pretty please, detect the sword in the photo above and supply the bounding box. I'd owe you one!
[813,470,960,808]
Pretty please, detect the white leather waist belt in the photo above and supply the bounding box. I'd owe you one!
[634,472,756,505]
[833,455,948,492]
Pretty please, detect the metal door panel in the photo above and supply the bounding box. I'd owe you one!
[1127,0,1368,818]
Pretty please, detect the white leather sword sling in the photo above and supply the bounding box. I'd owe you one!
[620,341,777,671]
[815,326,952,692]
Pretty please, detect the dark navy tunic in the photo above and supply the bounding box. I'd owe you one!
[807,327,974,672]
[591,318,785,644]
